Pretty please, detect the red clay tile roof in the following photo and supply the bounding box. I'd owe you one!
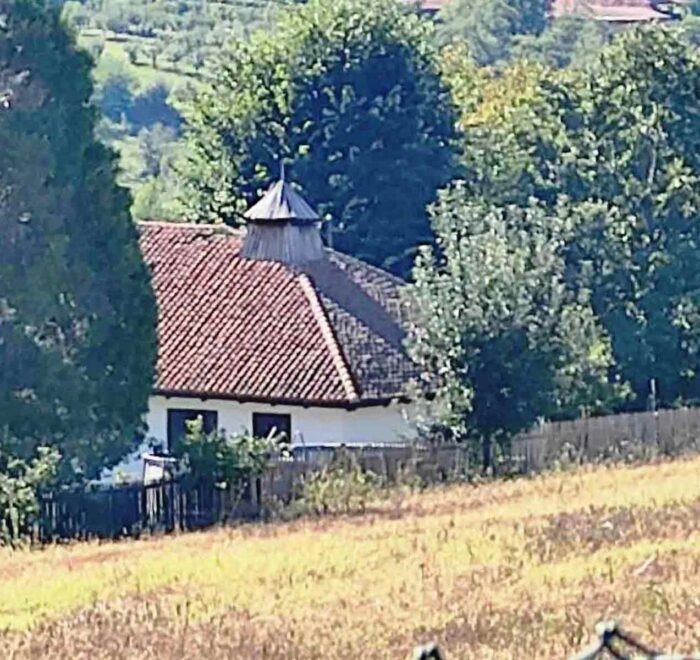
[138,222,418,407]
[551,0,681,22]
[409,0,686,21]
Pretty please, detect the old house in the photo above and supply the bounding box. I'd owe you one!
[550,0,688,23]
[112,175,421,481]
[409,0,688,23]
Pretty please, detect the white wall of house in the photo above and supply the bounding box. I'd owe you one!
[107,395,416,482]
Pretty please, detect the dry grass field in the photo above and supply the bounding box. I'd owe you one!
[2,457,700,659]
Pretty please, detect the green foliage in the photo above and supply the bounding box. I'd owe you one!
[0,0,157,480]
[515,15,610,69]
[298,449,379,515]
[97,69,134,122]
[437,0,614,70]
[66,0,286,71]
[458,27,700,410]
[437,0,548,66]
[176,0,460,275]
[176,417,274,493]
[0,433,59,546]
[407,188,620,464]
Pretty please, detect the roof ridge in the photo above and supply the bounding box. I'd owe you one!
[327,249,408,287]
[136,220,245,237]
[297,273,360,402]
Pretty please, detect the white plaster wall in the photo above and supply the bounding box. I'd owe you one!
[108,395,416,482]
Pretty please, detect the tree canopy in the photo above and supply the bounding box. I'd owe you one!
[436,0,548,66]
[408,186,619,464]
[175,0,461,276]
[436,27,700,414]
[0,0,157,481]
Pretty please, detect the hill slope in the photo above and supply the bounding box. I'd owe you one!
[3,457,700,658]
[59,0,292,218]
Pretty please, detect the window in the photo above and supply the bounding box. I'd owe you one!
[252,413,291,442]
[167,409,218,451]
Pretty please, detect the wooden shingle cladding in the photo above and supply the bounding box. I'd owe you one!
[241,178,325,264]
[138,222,420,409]
[243,179,319,224]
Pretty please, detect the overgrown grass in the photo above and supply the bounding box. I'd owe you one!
[3,457,700,658]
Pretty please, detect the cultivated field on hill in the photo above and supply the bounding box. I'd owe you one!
[3,458,700,659]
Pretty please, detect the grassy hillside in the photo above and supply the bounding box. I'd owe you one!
[60,1,291,219]
[3,457,700,658]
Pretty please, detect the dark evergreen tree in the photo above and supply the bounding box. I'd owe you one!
[0,0,157,480]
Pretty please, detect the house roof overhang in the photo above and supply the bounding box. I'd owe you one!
[153,388,412,410]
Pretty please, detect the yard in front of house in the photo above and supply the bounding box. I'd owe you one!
[3,457,700,659]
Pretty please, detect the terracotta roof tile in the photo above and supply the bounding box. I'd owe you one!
[138,222,418,406]
[551,0,679,21]
[409,0,685,21]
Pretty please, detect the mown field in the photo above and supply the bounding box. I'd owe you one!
[2,458,700,659]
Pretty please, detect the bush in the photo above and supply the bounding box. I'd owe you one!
[127,83,182,131]
[175,418,275,498]
[298,449,379,515]
[0,442,60,547]
[98,71,135,123]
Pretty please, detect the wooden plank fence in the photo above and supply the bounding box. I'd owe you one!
[513,407,700,473]
[36,406,700,542]
[37,446,470,542]
[38,480,260,542]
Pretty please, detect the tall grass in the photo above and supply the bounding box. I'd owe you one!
[3,457,700,658]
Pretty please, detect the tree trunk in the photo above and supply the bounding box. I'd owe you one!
[482,435,492,473]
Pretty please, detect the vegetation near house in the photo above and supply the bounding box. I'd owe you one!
[175,0,461,276]
[460,28,700,410]
[0,0,157,488]
[2,458,700,656]
[436,0,549,65]
[407,192,621,465]
[175,417,274,495]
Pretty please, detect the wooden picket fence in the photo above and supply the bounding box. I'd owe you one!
[37,445,471,542]
[38,479,260,542]
[36,406,700,542]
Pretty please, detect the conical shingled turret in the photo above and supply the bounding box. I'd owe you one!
[244,177,319,225]
[241,171,324,265]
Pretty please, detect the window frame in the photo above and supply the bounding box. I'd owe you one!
[166,408,218,452]
[252,412,292,442]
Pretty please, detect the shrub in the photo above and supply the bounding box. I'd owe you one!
[175,418,275,498]
[299,449,379,515]
[0,441,60,546]
[98,71,135,122]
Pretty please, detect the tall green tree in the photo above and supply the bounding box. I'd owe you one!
[0,0,157,480]
[176,0,460,275]
[407,186,618,466]
[458,27,700,409]
[437,0,548,66]
[515,15,610,69]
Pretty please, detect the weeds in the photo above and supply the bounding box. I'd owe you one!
[2,457,700,658]
[297,449,381,515]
